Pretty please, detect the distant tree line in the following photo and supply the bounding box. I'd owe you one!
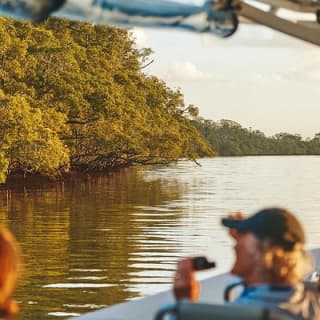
[192,118,320,156]
[0,17,213,183]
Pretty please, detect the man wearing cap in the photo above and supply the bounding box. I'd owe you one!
[173,207,320,318]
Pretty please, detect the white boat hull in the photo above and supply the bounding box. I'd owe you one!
[72,248,320,320]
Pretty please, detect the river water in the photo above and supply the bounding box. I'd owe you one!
[1,156,320,319]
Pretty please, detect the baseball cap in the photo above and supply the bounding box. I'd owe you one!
[221,208,305,250]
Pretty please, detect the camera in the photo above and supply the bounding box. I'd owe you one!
[192,256,216,271]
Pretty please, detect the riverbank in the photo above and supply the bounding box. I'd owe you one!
[0,168,128,188]
[193,118,320,156]
[0,17,213,184]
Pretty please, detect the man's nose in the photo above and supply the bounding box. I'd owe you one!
[229,229,242,239]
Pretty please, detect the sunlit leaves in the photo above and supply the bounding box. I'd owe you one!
[0,93,69,182]
[0,17,213,183]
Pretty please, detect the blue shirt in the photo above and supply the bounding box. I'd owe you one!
[232,283,320,319]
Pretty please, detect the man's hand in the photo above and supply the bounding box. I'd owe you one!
[173,258,200,301]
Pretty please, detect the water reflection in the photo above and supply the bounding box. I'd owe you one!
[0,167,186,319]
[0,157,320,319]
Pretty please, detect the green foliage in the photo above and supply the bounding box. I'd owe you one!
[193,117,320,156]
[0,91,69,182]
[0,17,213,183]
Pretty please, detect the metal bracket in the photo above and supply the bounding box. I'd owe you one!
[238,1,320,46]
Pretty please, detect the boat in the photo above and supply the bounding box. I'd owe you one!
[72,248,320,319]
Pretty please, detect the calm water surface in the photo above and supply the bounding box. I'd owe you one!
[1,156,320,319]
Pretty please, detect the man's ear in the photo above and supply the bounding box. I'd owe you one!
[263,251,273,270]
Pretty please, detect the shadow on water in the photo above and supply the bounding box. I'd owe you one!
[0,166,187,319]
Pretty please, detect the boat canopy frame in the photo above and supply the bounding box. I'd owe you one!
[237,0,320,46]
[0,0,319,46]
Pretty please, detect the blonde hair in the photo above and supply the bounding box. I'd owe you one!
[259,240,313,284]
[0,227,20,319]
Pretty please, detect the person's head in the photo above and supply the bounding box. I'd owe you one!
[0,227,20,319]
[222,207,312,285]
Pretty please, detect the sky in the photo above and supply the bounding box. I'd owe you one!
[131,24,320,139]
